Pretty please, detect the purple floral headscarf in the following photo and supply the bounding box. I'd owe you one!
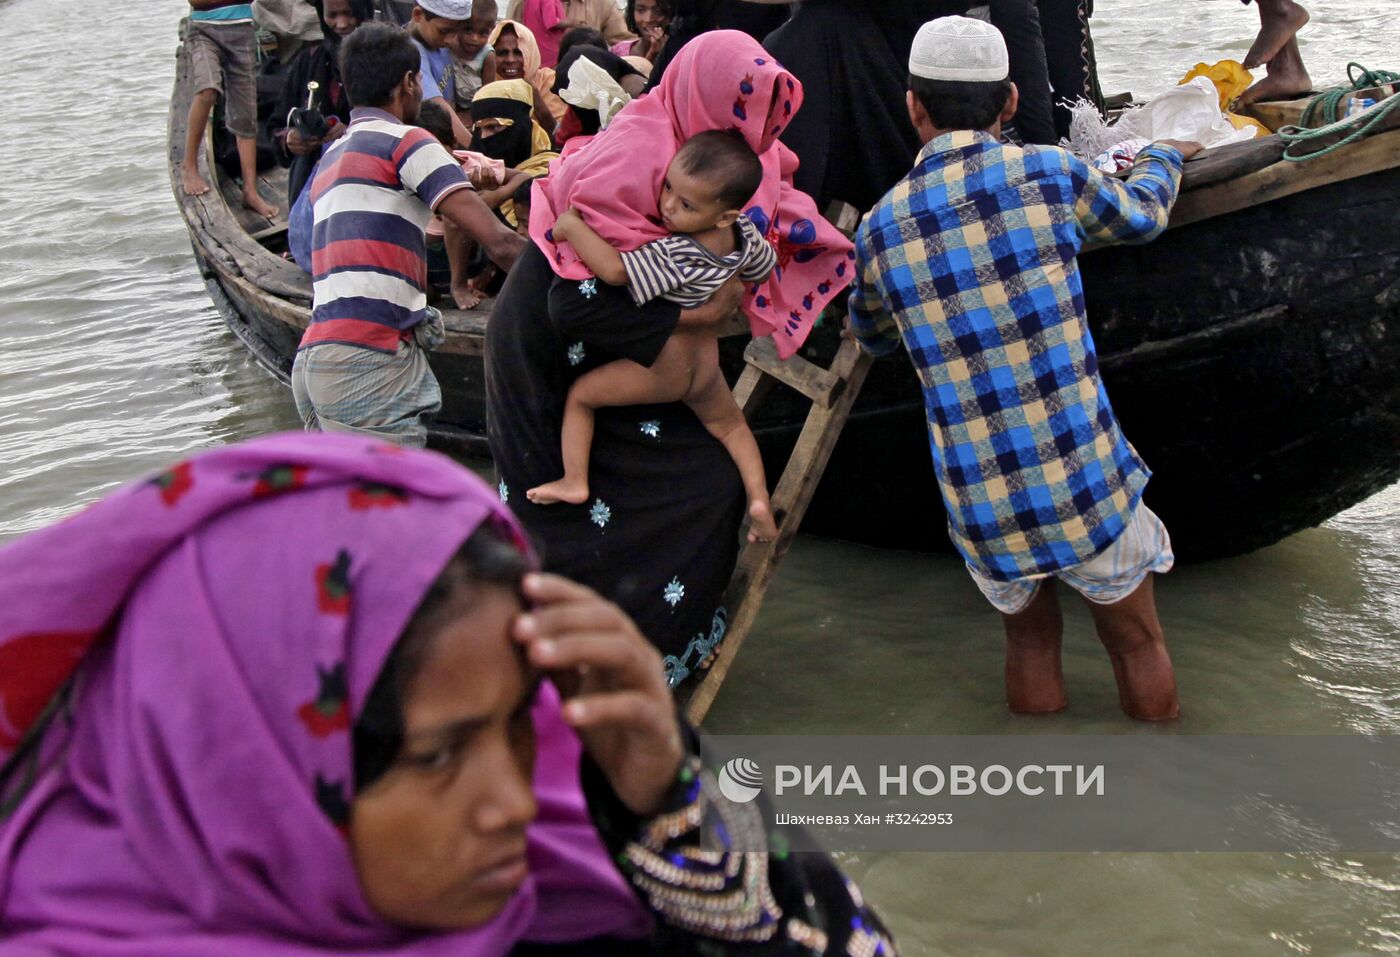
[0,433,649,954]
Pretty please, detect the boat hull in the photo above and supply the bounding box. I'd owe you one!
[172,39,1400,560]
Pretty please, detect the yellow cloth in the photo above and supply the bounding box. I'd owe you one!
[1179,59,1274,135]
[490,20,568,122]
[472,78,554,155]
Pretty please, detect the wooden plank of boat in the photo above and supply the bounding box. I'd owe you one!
[1172,125,1400,228]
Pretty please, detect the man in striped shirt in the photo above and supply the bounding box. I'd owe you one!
[849,18,1200,721]
[292,22,523,447]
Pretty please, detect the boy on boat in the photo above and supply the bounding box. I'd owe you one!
[848,16,1201,721]
[407,0,480,148]
[180,0,278,217]
[292,22,523,447]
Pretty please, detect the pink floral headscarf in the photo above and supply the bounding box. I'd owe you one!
[0,433,649,955]
[529,30,857,359]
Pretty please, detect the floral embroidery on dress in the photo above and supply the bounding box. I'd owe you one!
[348,482,409,510]
[663,577,685,608]
[251,464,310,498]
[579,278,598,299]
[745,208,827,282]
[497,480,509,503]
[620,755,781,941]
[567,342,586,366]
[639,420,661,439]
[315,549,353,616]
[589,499,611,528]
[661,607,727,687]
[297,663,350,738]
[151,462,194,507]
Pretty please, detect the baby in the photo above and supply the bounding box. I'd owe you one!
[526,130,780,543]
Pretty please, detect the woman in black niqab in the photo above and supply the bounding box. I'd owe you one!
[763,0,1069,215]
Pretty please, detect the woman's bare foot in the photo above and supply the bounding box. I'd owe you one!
[746,498,779,543]
[1243,0,1309,70]
[526,477,590,505]
[452,280,485,310]
[1239,39,1312,106]
[242,189,278,219]
[182,164,211,197]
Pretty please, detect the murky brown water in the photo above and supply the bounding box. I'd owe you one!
[1,0,1396,952]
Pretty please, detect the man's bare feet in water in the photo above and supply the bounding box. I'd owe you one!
[181,164,211,197]
[1239,37,1312,106]
[242,187,278,219]
[1243,0,1309,70]
[452,280,485,310]
[527,476,590,505]
[746,497,779,544]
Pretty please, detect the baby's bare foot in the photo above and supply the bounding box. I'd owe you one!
[452,281,484,310]
[526,478,590,506]
[746,498,779,543]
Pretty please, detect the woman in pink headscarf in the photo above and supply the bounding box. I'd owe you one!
[531,30,853,357]
[489,33,854,683]
[0,433,897,955]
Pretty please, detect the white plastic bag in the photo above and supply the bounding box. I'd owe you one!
[558,56,633,131]
[1064,77,1257,159]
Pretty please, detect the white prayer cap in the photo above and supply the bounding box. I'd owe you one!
[908,16,1009,83]
[417,0,473,20]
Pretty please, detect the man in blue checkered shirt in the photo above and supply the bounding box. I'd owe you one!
[848,17,1202,721]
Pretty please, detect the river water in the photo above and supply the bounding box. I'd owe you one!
[0,0,1396,953]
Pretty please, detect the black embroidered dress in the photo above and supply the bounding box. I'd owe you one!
[486,245,745,686]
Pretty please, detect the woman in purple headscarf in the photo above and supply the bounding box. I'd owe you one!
[0,433,897,956]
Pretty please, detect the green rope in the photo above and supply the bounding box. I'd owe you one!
[1276,62,1400,162]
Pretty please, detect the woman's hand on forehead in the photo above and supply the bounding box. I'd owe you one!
[511,573,684,817]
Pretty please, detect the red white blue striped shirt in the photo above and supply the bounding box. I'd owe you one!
[302,108,470,354]
[620,214,776,307]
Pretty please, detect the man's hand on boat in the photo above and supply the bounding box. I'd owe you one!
[1156,139,1205,161]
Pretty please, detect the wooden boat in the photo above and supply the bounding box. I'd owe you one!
[169,42,1400,560]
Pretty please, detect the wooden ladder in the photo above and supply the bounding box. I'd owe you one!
[682,331,874,724]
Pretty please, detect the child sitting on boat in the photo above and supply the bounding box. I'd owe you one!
[526,130,781,543]
[417,99,529,309]
[849,16,1201,721]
